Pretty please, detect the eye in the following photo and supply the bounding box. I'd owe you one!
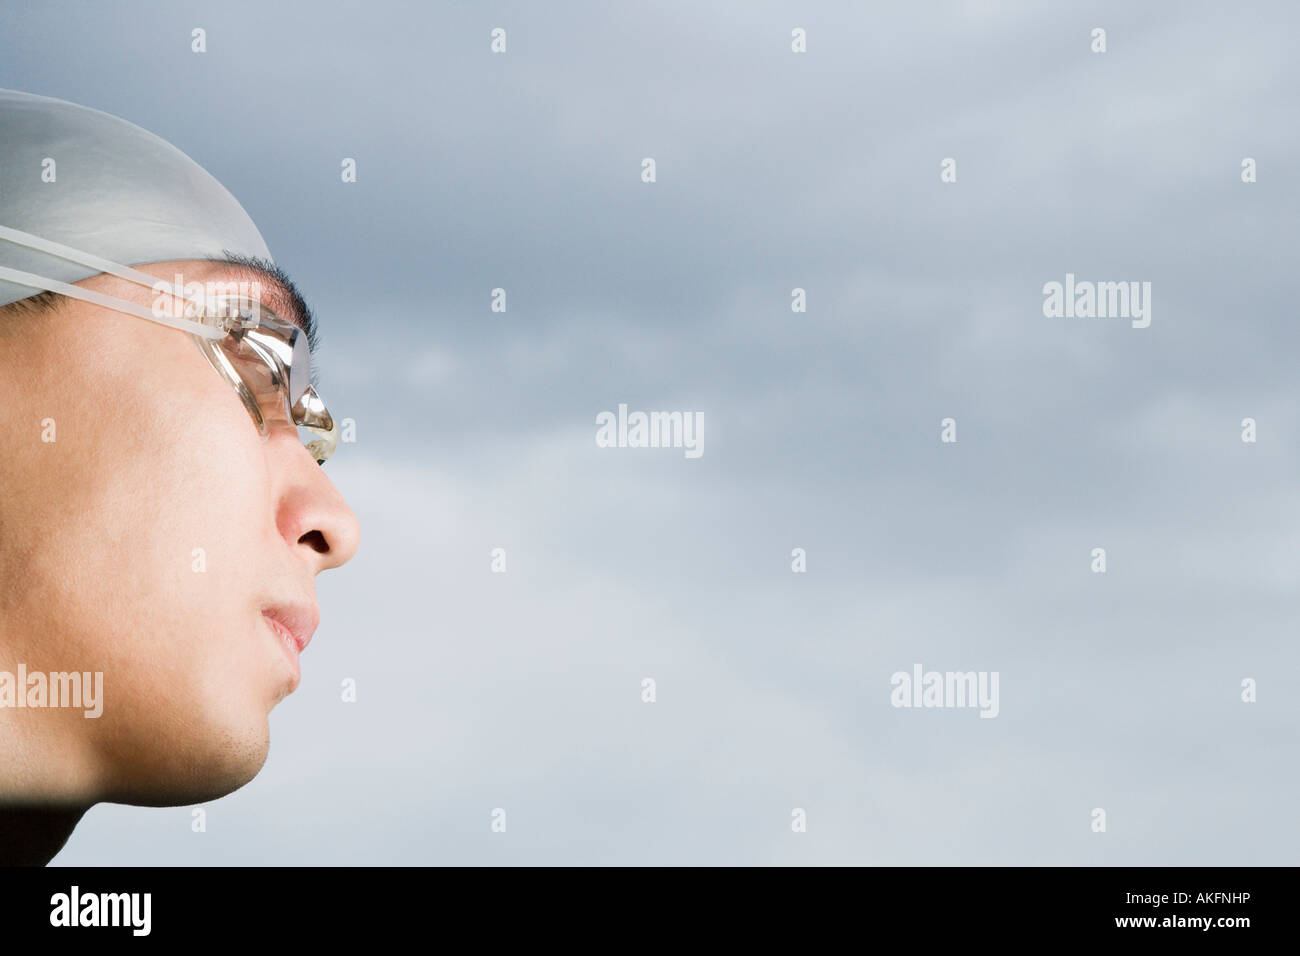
[233,299,263,328]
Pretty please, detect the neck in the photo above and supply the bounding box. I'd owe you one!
[0,804,88,865]
[0,700,98,863]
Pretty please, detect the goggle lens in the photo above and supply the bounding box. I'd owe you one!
[196,296,337,463]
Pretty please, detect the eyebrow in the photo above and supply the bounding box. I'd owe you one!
[216,253,320,359]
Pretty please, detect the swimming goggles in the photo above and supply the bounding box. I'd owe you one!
[0,224,337,464]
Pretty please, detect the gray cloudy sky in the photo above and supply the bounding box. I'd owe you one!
[3,0,1297,864]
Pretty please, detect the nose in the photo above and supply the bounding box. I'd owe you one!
[268,429,361,572]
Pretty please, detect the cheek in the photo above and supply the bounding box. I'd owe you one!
[98,334,271,570]
[114,340,277,634]
[21,331,282,704]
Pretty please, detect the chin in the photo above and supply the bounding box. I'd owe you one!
[102,716,272,808]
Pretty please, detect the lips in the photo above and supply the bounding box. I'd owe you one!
[261,603,319,654]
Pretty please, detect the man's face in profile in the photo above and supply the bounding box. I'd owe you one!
[0,260,360,808]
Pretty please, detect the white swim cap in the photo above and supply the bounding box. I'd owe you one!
[0,88,272,307]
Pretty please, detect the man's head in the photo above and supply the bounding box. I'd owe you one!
[0,90,360,811]
[0,259,359,807]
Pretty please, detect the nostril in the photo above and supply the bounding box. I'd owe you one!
[298,529,329,554]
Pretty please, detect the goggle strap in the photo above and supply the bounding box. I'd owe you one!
[0,224,169,293]
[0,263,226,340]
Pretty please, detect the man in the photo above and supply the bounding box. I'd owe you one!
[0,90,361,864]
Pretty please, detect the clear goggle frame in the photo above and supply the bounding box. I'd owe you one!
[0,225,337,464]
